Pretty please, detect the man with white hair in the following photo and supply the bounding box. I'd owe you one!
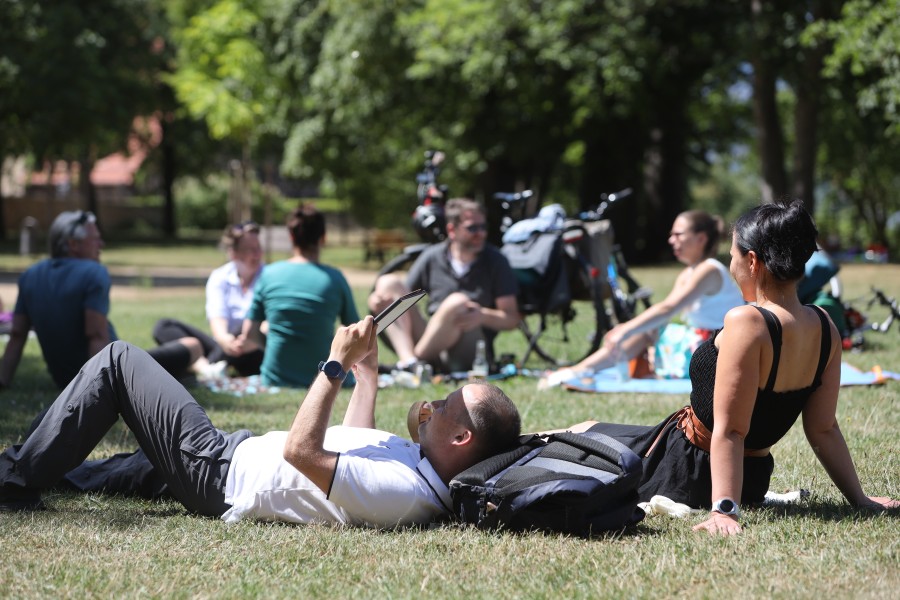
[0,211,201,389]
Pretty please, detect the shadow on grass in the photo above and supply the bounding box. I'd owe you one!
[760,500,900,522]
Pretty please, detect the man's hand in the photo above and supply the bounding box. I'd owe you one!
[455,300,483,332]
[329,316,377,369]
[350,331,379,384]
[693,512,743,536]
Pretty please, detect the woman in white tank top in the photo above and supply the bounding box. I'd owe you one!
[543,210,743,385]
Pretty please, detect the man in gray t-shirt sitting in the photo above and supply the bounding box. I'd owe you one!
[368,199,520,372]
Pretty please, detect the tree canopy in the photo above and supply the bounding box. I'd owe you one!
[3,1,899,255]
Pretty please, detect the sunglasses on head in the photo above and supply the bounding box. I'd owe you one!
[231,220,259,234]
[463,223,487,234]
[68,211,96,237]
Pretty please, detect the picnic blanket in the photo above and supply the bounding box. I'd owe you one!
[201,374,280,396]
[562,362,900,394]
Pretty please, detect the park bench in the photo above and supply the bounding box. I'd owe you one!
[363,229,409,264]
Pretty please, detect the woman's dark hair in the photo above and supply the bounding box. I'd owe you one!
[287,203,326,251]
[733,198,818,281]
[679,210,725,258]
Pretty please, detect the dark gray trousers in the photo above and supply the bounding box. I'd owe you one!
[0,341,252,516]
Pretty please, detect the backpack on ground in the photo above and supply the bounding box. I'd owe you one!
[449,430,645,537]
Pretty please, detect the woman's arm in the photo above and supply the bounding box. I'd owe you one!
[693,307,765,536]
[801,324,897,509]
[611,261,725,344]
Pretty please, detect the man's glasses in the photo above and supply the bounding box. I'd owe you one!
[464,223,488,234]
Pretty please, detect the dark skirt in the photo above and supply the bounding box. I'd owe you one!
[588,410,775,509]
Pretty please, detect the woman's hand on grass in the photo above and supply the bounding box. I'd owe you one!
[859,496,899,510]
[693,512,742,536]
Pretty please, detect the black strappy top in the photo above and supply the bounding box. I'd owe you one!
[688,305,832,450]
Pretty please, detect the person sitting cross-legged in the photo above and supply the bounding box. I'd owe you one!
[367,198,520,373]
[0,316,522,529]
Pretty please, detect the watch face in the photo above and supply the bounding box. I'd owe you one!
[319,360,345,380]
[714,498,737,514]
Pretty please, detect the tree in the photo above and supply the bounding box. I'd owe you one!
[167,0,280,223]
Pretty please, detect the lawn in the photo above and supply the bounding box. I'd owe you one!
[1,261,898,599]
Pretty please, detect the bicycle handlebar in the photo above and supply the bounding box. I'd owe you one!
[493,190,534,204]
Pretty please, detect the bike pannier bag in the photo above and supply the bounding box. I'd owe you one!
[449,430,645,537]
[501,232,570,313]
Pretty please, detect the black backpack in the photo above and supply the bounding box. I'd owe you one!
[449,430,645,537]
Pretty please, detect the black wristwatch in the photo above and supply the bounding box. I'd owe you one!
[711,497,740,517]
[318,360,348,382]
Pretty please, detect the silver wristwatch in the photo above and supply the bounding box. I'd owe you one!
[711,497,740,517]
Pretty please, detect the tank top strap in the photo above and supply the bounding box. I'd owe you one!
[808,304,833,385]
[752,305,782,392]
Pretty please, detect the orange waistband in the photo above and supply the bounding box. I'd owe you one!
[646,406,770,459]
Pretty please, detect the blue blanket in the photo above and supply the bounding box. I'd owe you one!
[562,362,900,394]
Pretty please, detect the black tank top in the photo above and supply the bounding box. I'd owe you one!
[688,305,832,450]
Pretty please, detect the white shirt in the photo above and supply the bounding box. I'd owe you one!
[684,258,745,331]
[222,427,452,528]
[205,261,261,333]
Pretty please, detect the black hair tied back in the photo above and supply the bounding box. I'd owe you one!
[735,198,818,281]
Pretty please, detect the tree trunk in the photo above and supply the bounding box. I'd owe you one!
[80,149,99,218]
[160,115,177,238]
[750,0,787,203]
[792,0,838,214]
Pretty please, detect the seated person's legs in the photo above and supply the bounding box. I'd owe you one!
[572,330,656,373]
[414,292,480,368]
[368,273,426,364]
[146,336,204,379]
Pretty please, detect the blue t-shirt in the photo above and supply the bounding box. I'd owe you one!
[246,261,359,388]
[15,258,117,388]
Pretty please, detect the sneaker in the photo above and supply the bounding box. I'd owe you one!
[538,368,587,389]
[0,485,45,512]
[197,360,228,382]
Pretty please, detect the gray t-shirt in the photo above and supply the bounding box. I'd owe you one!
[406,241,518,323]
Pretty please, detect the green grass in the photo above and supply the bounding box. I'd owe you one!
[1,264,898,599]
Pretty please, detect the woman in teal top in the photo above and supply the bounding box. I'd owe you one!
[242,204,359,387]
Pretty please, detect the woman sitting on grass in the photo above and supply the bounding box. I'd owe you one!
[543,209,743,386]
[240,203,359,388]
[567,199,897,535]
[151,220,265,380]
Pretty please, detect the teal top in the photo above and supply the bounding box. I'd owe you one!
[246,261,359,388]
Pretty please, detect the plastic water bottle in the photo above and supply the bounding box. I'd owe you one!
[470,339,488,378]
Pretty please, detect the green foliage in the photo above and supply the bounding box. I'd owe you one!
[0,0,162,159]
[810,0,900,137]
[167,0,277,144]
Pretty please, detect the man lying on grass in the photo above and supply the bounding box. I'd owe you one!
[0,316,521,527]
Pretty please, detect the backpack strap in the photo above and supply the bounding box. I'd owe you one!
[752,305,782,392]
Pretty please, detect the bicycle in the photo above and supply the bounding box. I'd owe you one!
[492,188,652,367]
[843,287,900,350]
[376,150,449,277]
[373,153,651,369]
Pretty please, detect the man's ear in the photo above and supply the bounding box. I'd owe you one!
[452,428,474,447]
